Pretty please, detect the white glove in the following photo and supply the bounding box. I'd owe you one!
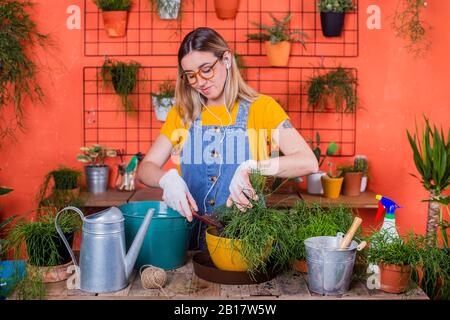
[226,160,258,211]
[159,169,198,222]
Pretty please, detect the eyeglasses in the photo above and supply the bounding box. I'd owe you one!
[181,57,221,86]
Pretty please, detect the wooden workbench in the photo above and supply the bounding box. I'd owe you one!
[41,251,428,300]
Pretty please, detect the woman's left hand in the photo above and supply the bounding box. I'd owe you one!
[226,160,258,211]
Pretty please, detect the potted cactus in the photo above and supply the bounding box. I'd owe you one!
[318,0,356,37]
[321,161,344,199]
[247,13,307,67]
[94,0,132,37]
[338,163,364,197]
[76,144,118,193]
[151,79,176,122]
[354,155,368,192]
[307,132,338,195]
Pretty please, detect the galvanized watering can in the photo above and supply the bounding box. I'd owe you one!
[55,206,154,293]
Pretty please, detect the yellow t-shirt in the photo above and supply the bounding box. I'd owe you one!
[160,94,289,162]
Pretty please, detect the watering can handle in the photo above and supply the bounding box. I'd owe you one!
[55,206,85,267]
[340,217,363,249]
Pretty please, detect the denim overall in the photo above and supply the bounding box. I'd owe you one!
[180,99,251,250]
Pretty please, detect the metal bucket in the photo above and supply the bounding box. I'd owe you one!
[85,165,109,193]
[305,233,359,295]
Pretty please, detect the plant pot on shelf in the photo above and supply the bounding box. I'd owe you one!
[101,11,129,37]
[85,165,110,193]
[321,175,343,199]
[360,175,368,192]
[320,12,345,37]
[379,263,412,294]
[264,41,291,67]
[152,96,174,122]
[157,0,181,20]
[307,172,327,195]
[213,0,240,20]
[27,261,74,283]
[342,172,363,196]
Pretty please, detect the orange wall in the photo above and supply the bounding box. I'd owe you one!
[0,0,449,237]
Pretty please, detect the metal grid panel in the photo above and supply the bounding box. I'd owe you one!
[83,66,357,156]
[84,0,359,57]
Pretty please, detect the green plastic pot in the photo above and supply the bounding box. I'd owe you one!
[120,201,195,270]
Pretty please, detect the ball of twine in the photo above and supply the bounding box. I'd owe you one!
[140,265,167,289]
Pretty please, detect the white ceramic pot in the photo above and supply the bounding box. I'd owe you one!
[157,0,181,20]
[153,97,174,122]
[307,172,327,194]
[360,175,368,192]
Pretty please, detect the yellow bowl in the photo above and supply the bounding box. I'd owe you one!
[205,227,248,272]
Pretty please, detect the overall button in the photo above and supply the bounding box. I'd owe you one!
[211,150,219,158]
[214,126,220,133]
[208,199,215,206]
[210,176,218,182]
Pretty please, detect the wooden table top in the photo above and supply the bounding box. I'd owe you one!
[40,251,428,300]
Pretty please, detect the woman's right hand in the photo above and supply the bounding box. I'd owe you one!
[158,168,198,222]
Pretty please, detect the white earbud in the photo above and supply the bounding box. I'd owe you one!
[225,59,230,69]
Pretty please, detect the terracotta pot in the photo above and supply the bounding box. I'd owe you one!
[101,11,128,37]
[27,261,73,283]
[293,259,308,273]
[214,0,240,19]
[342,172,363,196]
[264,41,291,67]
[320,175,343,199]
[379,263,411,294]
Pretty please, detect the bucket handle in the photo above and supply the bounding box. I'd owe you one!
[55,206,85,267]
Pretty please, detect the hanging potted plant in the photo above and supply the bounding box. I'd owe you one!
[0,0,48,141]
[366,230,419,294]
[291,202,360,273]
[36,168,82,205]
[94,0,132,37]
[151,79,175,122]
[354,155,369,192]
[208,172,296,276]
[307,67,357,113]
[321,161,344,199]
[338,163,364,197]
[213,0,240,20]
[76,144,118,193]
[100,59,141,113]
[318,0,356,37]
[307,132,338,195]
[247,13,307,67]
[152,0,181,20]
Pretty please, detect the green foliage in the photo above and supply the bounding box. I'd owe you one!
[215,171,296,275]
[151,79,176,101]
[391,0,430,58]
[338,162,364,176]
[406,116,450,195]
[366,230,420,266]
[309,131,338,168]
[247,12,307,46]
[0,186,13,196]
[94,0,132,11]
[290,202,359,260]
[354,155,368,175]
[101,59,141,113]
[307,67,357,112]
[49,168,81,190]
[76,143,118,166]
[325,161,341,178]
[0,0,48,141]
[318,0,356,13]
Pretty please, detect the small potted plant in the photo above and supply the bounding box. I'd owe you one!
[76,144,118,193]
[247,13,307,67]
[307,132,338,195]
[151,79,176,122]
[101,58,141,113]
[36,168,82,207]
[354,155,369,192]
[152,0,181,20]
[321,161,344,199]
[307,67,357,113]
[213,0,240,20]
[366,230,419,294]
[318,0,356,37]
[94,0,132,37]
[338,163,363,197]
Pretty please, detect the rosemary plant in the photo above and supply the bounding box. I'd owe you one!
[94,0,132,11]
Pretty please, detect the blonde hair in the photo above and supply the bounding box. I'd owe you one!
[175,27,258,126]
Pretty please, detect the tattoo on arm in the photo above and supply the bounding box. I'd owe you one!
[280,119,293,129]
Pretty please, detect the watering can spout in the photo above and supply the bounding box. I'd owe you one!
[125,208,154,278]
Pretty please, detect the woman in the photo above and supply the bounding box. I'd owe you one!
[138,27,318,249]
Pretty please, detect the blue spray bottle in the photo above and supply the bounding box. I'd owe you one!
[375,194,401,241]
